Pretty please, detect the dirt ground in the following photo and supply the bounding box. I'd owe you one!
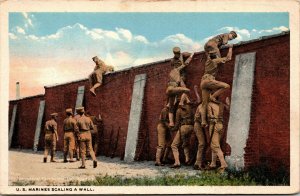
[9,149,200,186]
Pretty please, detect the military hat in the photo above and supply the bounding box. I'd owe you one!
[230,31,237,38]
[173,47,181,54]
[76,106,85,113]
[92,56,99,62]
[65,108,73,114]
[50,113,58,117]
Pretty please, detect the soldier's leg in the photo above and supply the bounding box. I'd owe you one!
[155,123,166,166]
[43,139,50,162]
[194,122,206,169]
[209,122,218,168]
[179,93,191,106]
[88,73,94,88]
[181,125,193,164]
[90,70,102,96]
[50,136,57,162]
[208,80,230,101]
[171,130,181,167]
[199,83,210,127]
[86,132,97,168]
[213,123,227,170]
[63,135,68,162]
[69,134,75,161]
[79,138,86,168]
[162,128,172,163]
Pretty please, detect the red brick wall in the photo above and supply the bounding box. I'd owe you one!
[9,33,290,171]
[9,95,44,149]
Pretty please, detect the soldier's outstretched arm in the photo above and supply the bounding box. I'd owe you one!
[177,53,194,72]
[225,44,233,61]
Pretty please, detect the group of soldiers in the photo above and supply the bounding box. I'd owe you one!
[155,31,237,173]
[43,107,102,169]
[43,30,237,171]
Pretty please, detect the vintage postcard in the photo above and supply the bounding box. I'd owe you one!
[0,0,299,195]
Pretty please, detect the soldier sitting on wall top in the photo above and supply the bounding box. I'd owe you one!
[89,56,115,96]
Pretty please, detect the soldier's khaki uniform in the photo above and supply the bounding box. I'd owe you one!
[207,101,227,169]
[199,53,231,126]
[74,114,81,160]
[170,51,192,87]
[89,56,114,96]
[193,104,207,169]
[63,113,79,162]
[166,51,193,126]
[155,106,172,165]
[89,115,102,156]
[77,112,97,168]
[204,31,236,58]
[43,115,58,162]
[171,104,194,167]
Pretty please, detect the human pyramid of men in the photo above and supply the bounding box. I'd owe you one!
[43,31,237,171]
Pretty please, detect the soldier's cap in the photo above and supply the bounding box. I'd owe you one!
[173,47,181,54]
[65,108,73,114]
[76,106,85,113]
[50,113,58,117]
[230,31,237,38]
[92,56,98,62]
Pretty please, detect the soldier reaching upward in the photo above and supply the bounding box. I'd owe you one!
[43,113,58,163]
[89,56,114,96]
[166,49,194,127]
[204,31,237,59]
[199,44,233,127]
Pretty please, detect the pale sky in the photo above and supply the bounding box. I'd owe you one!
[9,12,289,99]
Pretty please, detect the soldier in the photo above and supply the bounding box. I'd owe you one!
[199,44,233,127]
[76,107,97,169]
[74,111,81,161]
[170,94,194,168]
[155,104,172,166]
[43,113,58,163]
[86,112,102,156]
[171,47,193,87]
[204,31,237,59]
[63,108,79,162]
[206,96,230,173]
[166,51,194,127]
[89,56,115,96]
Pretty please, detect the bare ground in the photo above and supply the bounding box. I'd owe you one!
[9,149,200,186]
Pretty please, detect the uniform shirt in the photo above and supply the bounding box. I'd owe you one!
[63,116,79,132]
[93,58,106,71]
[170,52,192,68]
[45,119,57,133]
[209,34,230,48]
[174,104,194,129]
[207,101,225,119]
[204,57,227,77]
[77,114,94,131]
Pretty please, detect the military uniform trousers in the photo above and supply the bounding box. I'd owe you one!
[171,125,193,165]
[156,123,171,163]
[89,69,103,86]
[64,132,75,152]
[166,83,189,113]
[44,133,56,158]
[79,131,96,164]
[199,74,229,125]
[209,120,224,153]
[194,121,207,167]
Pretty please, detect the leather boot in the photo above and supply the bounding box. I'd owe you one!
[43,157,47,163]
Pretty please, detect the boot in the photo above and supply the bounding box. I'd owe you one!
[63,151,68,163]
[217,150,228,170]
[155,148,164,166]
[93,160,97,168]
[43,157,47,163]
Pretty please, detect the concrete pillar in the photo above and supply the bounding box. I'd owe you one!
[33,100,45,152]
[226,52,256,170]
[9,105,17,148]
[124,74,147,162]
[74,86,85,115]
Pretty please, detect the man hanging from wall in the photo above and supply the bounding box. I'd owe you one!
[76,107,97,169]
[63,108,79,163]
[166,48,194,127]
[204,31,237,59]
[89,56,115,96]
[170,93,194,169]
[199,44,233,128]
[206,96,230,173]
[43,113,58,163]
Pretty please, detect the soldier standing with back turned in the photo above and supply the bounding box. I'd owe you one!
[43,113,58,163]
[63,108,79,162]
[76,107,97,169]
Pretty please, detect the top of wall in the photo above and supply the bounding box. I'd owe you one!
[10,30,290,101]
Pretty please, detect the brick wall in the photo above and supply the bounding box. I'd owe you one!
[9,32,290,171]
